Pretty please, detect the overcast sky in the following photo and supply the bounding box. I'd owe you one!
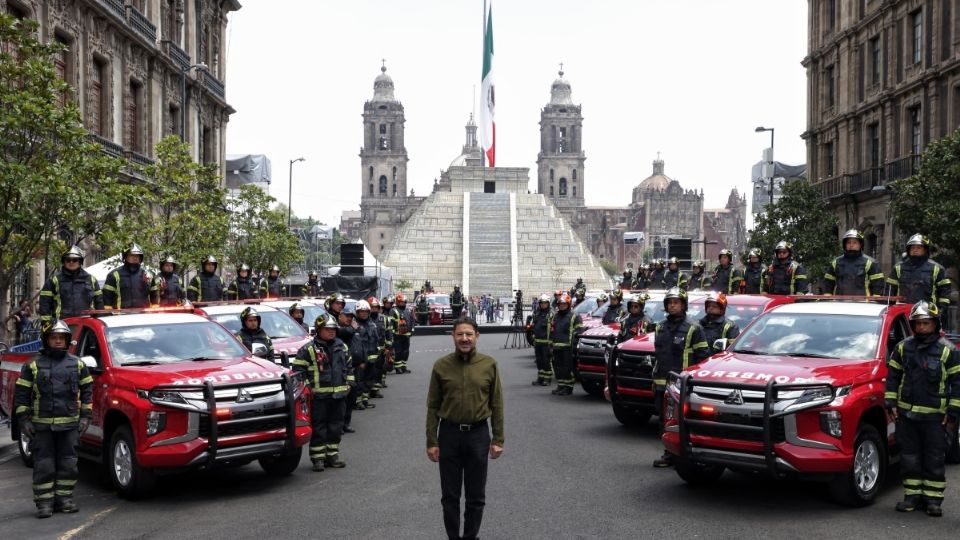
[225,1,808,228]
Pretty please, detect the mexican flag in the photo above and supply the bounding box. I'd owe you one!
[480,0,495,167]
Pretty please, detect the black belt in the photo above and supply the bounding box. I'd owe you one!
[441,419,488,432]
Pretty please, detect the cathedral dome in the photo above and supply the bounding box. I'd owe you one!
[372,65,396,102]
[550,69,573,105]
[637,158,674,191]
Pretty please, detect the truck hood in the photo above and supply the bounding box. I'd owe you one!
[581,323,619,338]
[271,335,311,356]
[616,332,654,351]
[113,356,289,388]
[685,352,879,386]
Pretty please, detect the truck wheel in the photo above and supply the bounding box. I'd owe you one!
[18,434,33,468]
[674,455,724,485]
[107,425,155,499]
[259,447,303,476]
[579,380,603,397]
[525,332,534,347]
[828,424,885,506]
[947,425,960,464]
[612,404,651,427]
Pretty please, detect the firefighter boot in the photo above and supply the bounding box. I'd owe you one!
[653,451,674,468]
[311,460,325,472]
[325,454,346,468]
[36,502,54,519]
[895,495,922,512]
[57,497,79,513]
[370,389,384,398]
[531,378,544,386]
[926,501,943,517]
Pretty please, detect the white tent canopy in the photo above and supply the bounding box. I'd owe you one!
[85,256,158,285]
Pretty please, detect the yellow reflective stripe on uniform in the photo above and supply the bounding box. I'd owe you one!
[654,378,667,386]
[691,341,709,350]
[949,399,960,408]
[534,339,550,344]
[39,290,54,297]
[884,391,898,400]
[33,415,81,424]
[314,385,350,394]
[904,478,923,486]
[888,359,904,371]
[79,375,93,385]
[898,402,945,414]
[904,488,923,496]
[15,378,32,388]
[346,375,355,382]
[56,479,77,487]
[15,405,30,415]
[922,490,944,498]
[291,359,310,366]
[947,364,960,376]
[923,479,947,489]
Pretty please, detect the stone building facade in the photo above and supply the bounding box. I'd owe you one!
[804,0,960,270]
[703,189,748,263]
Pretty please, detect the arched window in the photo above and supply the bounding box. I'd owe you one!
[550,169,554,181]
[392,184,397,196]
[392,166,397,183]
[572,169,577,180]
[368,166,373,181]
[573,186,577,197]
[559,178,568,196]
[549,185,554,196]
[379,175,388,194]
[369,184,374,196]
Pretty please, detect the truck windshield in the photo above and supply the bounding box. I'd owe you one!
[573,298,598,314]
[687,302,764,325]
[107,322,250,365]
[429,295,450,305]
[730,313,881,359]
[211,311,308,338]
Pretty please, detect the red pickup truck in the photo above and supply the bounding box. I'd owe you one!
[662,298,915,506]
[0,309,311,499]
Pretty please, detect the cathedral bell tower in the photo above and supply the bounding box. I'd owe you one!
[359,62,410,256]
[537,68,586,208]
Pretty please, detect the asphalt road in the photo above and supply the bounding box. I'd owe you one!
[0,333,957,539]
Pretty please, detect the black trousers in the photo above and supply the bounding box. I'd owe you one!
[309,397,346,462]
[552,347,574,388]
[344,384,358,425]
[898,416,948,503]
[394,335,411,370]
[534,343,553,380]
[31,427,80,504]
[452,305,463,319]
[439,420,490,540]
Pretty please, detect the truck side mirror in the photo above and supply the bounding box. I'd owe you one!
[80,355,99,371]
[713,338,729,352]
[251,343,270,359]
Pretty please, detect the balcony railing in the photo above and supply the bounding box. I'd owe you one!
[94,0,125,20]
[816,155,921,199]
[161,40,190,70]
[88,133,124,158]
[125,5,157,43]
[202,71,226,100]
[125,151,155,167]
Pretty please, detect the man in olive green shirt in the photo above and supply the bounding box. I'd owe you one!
[426,317,504,540]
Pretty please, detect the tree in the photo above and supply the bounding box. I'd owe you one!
[0,15,126,336]
[98,136,230,273]
[748,179,838,290]
[599,258,618,279]
[889,128,960,267]
[225,184,303,274]
[395,279,412,294]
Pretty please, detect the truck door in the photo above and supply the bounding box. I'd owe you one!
[75,325,107,447]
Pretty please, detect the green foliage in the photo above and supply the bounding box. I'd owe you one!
[395,279,413,293]
[0,14,124,313]
[599,258,618,279]
[225,184,303,274]
[748,179,838,288]
[98,136,230,272]
[889,129,960,266]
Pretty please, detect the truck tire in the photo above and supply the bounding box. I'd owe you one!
[580,380,604,397]
[107,425,155,499]
[612,404,651,427]
[259,447,303,476]
[828,424,885,506]
[674,455,724,485]
[18,434,33,468]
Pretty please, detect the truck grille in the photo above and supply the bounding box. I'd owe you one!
[199,406,288,438]
[686,411,786,443]
[576,338,606,367]
[614,350,654,389]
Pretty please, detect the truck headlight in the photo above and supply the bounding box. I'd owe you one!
[783,386,834,413]
[149,389,188,405]
[819,410,842,438]
[146,411,167,436]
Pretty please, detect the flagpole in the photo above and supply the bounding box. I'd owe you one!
[480,0,486,168]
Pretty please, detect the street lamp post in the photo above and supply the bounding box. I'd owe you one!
[288,157,305,226]
[755,126,775,207]
[180,63,208,140]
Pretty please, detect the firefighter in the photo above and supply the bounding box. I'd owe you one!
[616,293,651,343]
[698,291,740,355]
[741,248,766,294]
[551,289,564,309]
[621,268,634,290]
[649,260,666,289]
[289,302,308,331]
[301,271,322,297]
[415,292,430,325]
[103,244,157,309]
[450,285,465,319]
[260,264,284,299]
[367,296,389,396]
[548,293,583,396]
[293,313,354,471]
[573,287,587,306]
[14,320,93,518]
[652,287,710,467]
[389,293,416,374]
[38,246,104,325]
[887,234,952,328]
[633,264,652,290]
[187,255,224,302]
[823,229,885,296]
[154,255,185,307]
[226,263,258,301]
[353,300,380,409]
[530,293,554,386]
[602,289,627,324]
[688,260,712,291]
[595,292,609,311]
[766,241,809,295]
[379,295,396,387]
[333,300,361,431]
[569,277,586,298]
[662,257,689,290]
[712,249,743,294]
[236,307,273,358]
[885,301,960,517]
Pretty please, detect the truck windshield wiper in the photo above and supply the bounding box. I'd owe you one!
[122,360,162,366]
[782,352,834,358]
[732,349,766,355]
[184,356,213,362]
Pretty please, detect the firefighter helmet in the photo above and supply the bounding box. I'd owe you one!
[611,288,624,301]
[161,255,178,269]
[395,293,407,305]
[748,247,762,259]
[314,313,338,333]
[667,257,679,266]
[704,291,728,312]
[202,255,218,269]
[288,302,304,317]
[774,241,793,255]
[123,243,144,261]
[237,263,251,273]
[355,300,371,312]
[598,293,609,303]
[718,249,733,260]
[557,293,572,306]
[367,296,381,308]
[324,293,346,311]
[538,293,551,303]
[308,270,318,279]
[909,300,941,333]
[692,260,705,269]
[626,293,649,310]
[41,319,71,348]
[61,245,84,263]
[270,264,280,273]
[240,306,260,324]
[905,233,930,252]
[842,229,864,250]
[663,287,688,309]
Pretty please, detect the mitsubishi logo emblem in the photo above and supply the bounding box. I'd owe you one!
[724,389,744,405]
[236,388,254,403]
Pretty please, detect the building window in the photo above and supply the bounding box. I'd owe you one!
[828,0,837,30]
[825,64,836,107]
[824,142,835,177]
[558,127,567,153]
[572,169,577,180]
[379,175,387,194]
[549,169,554,181]
[380,232,384,239]
[127,80,143,153]
[911,9,923,64]
[559,178,568,197]
[201,126,213,165]
[54,34,72,107]
[168,104,180,137]
[392,183,396,196]
[392,166,397,184]
[368,183,374,196]
[868,122,880,170]
[549,185,554,197]
[378,124,388,150]
[573,186,577,197]
[869,36,881,86]
[90,58,107,135]
[910,105,922,155]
